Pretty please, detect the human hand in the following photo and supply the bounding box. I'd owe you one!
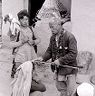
[31,57,44,66]
[31,57,43,63]
[28,40,35,46]
[54,59,60,66]
[35,57,43,62]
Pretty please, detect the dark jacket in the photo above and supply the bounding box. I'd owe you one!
[43,30,77,75]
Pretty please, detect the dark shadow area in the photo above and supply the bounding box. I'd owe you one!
[28,0,45,26]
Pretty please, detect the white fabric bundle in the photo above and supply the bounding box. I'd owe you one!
[11,61,33,96]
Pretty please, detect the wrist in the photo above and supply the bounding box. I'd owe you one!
[54,59,60,66]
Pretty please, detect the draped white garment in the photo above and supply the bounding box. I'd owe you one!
[11,61,33,96]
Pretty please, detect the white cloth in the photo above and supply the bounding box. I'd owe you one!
[11,61,33,96]
[8,14,20,36]
[9,18,20,35]
[77,82,94,96]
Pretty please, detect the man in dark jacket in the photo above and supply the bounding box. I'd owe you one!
[39,18,77,96]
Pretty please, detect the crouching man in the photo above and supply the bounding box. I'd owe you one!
[39,18,78,96]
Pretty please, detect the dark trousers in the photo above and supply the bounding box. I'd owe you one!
[30,79,46,93]
[11,58,16,78]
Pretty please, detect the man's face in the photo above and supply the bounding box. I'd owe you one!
[49,22,62,35]
[19,16,29,27]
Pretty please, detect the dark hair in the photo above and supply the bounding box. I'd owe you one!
[17,9,29,20]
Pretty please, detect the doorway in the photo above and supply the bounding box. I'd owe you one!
[28,0,45,26]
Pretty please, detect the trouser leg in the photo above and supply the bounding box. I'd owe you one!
[55,74,76,96]
[56,80,67,96]
[67,75,76,96]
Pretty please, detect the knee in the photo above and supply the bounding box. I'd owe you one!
[30,91,43,96]
[40,84,46,92]
[56,81,67,92]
